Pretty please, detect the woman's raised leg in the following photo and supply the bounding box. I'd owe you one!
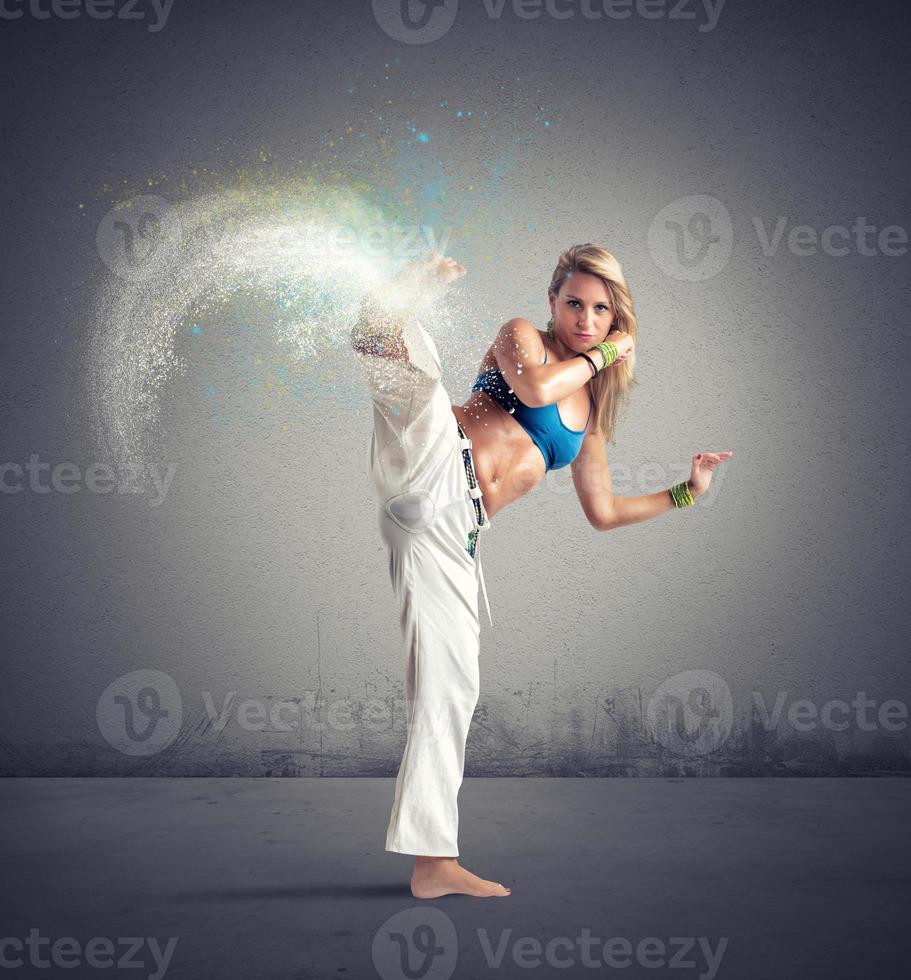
[350,253,511,897]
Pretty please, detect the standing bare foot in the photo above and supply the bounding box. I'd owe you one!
[410,856,512,899]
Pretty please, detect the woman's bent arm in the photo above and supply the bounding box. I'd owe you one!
[494,317,601,406]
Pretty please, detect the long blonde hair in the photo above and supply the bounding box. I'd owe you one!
[548,244,638,444]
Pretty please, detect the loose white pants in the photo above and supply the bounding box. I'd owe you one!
[353,308,492,857]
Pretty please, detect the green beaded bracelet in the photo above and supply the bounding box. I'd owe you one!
[591,341,618,370]
[668,481,696,508]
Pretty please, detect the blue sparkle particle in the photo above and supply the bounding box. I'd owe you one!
[417,131,430,143]
[191,324,201,335]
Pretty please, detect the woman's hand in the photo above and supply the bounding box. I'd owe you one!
[687,451,734,497]
[604,329,634,365]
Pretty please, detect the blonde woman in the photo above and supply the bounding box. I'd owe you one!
[351,244,732,900]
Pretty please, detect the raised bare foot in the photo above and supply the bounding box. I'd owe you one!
[352,251,466,357]
[380,251,467,313]
[410,857,512,899]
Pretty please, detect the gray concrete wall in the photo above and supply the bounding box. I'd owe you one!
[1,0,909,776]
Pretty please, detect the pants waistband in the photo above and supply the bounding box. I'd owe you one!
[456,421,493,628]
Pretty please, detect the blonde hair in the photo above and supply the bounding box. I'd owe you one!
[548,243,638,444]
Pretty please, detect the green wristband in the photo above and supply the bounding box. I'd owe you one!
[668,481,696,508]
[591,341,618,370]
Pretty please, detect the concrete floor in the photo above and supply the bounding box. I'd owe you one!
[1,778,909,980]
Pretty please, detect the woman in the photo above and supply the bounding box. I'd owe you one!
[351,244,732,900]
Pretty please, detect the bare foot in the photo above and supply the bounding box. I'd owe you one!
[410,856,512,899]
[380,251,467,313]
[352,251,465,358]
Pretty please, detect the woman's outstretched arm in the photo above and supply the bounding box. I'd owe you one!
[571,431,733,531]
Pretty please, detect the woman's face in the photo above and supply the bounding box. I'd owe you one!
[549,271,615,349]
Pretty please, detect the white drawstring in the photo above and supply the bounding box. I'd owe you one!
[477,549,493,628]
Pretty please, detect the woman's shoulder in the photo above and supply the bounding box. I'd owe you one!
[500,317,543,342]
[474,319,535,372]
[486,318,547,366]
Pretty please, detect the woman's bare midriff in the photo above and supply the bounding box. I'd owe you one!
[450,332,592,521]
[451,394,545,520]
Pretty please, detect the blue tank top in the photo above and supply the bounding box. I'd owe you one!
[471,349,592,471]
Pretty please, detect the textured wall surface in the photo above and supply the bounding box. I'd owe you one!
[1,0,909,776]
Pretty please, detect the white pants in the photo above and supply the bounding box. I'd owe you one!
[353,308,492,857]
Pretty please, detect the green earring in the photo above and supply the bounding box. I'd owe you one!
[546,317,556,340]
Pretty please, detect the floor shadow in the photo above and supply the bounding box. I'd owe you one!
[169,882,409,902]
